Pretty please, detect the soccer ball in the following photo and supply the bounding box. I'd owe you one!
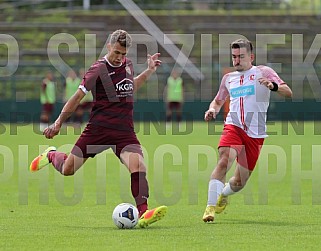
[112,203,139,229]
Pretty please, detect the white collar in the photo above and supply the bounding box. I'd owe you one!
[104,55,123,67]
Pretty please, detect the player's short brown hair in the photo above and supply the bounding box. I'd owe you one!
[231,39,253,53]
[110,29,132,48]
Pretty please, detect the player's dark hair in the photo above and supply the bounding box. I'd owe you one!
[110,29,132,48]
[231,39,253,53]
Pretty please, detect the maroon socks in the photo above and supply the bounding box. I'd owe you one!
[131,172,149,216]
[48,151,68,174]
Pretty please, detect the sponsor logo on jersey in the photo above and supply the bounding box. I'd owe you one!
[230,85,255,98]
[115,78,134,92]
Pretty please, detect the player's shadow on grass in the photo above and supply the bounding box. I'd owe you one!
[220,219,296,226]
[65,225,170,231]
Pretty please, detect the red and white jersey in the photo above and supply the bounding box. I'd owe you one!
[215,65,284,138]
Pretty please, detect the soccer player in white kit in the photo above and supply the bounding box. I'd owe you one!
[203,38,293,222]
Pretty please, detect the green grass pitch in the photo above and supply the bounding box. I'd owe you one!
[0,121,321,250]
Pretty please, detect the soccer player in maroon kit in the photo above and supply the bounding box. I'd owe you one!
[30,29,167,228]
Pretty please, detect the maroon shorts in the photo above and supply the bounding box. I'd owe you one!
[168,102,182,110]
[218,124,264,171]
[71,124,143,159]
[42,104,54,114]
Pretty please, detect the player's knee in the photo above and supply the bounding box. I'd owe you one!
[40,114,49,123]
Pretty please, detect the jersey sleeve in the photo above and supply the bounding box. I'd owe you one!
[214,73,230,101]
[258,65,285,85]
[80,61,101,93]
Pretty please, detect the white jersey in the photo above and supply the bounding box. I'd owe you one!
[215,65,284,138]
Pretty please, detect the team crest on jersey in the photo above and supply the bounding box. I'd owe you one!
[125,66,132,75]
[249,74,255,81]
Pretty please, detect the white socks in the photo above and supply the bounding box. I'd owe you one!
[221,182,236,196]
[39,123,48,132]
[207,179,224,206]
[207,180,237,206]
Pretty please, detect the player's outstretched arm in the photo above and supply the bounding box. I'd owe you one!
[43,89,85,139]
[258,77,292,98]
[133,53,161,91]
[204,99,225,122]
[275,84,292,98]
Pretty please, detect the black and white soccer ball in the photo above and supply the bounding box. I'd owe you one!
[112,203,139,229]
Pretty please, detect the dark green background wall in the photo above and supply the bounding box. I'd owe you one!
[1,99,319,123]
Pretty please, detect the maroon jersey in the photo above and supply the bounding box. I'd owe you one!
[80,56,135,131]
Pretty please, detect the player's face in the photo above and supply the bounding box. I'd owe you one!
[231,47,253,71]
[47,72,53,80]
[107,42,128,66]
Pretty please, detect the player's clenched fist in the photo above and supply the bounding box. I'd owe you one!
[204,108,216,121]
[43,123,60,139]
